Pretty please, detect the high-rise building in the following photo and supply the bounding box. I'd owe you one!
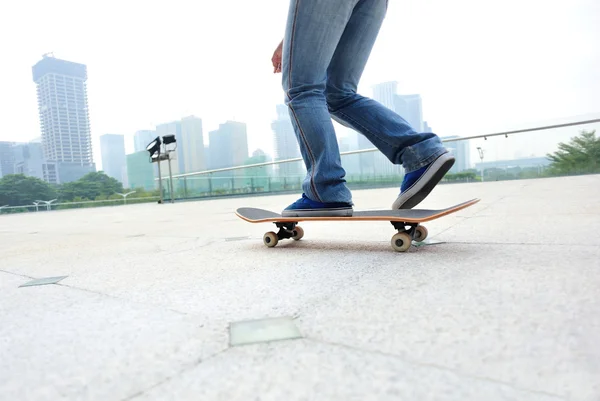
[394,94,423,132]
[0,141,16,178]
[32,54,95,183]
[156,120,183,175]
[126,151,155,191]
[372,81,424,132]
[208,120,248,170]
[441,136,470,173]
[12,141,58,184]
[99,134,126,183]
[423,121,433,133]
[133,130,157,153]
[372,81,398,110]
[271,105,302,178]
[180,116,205,174]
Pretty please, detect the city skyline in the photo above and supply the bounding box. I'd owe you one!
[0,0,597,172]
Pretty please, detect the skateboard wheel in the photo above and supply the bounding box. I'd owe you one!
[414,226,428,242]
[391,232,412,252]
[263,232,278,247]
[292,226,304,241]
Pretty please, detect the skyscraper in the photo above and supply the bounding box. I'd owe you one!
[0,141,15,178]
[126,151,155,191]
[208,121,248,170]
[372,81,398,110]
[441,136,470,173]
[99,134,126,183]
[32,54,95,183]
[394,94,423,132]
[180,116,205,174]
[271,105,302,177]
[156,120,183,174]
[133,130,157,153]
[12,141,58,184]
[372,81,424,132]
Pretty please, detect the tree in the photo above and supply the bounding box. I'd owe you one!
[58,172,124,202]
[0,174,57,206]
[547,130,600,175]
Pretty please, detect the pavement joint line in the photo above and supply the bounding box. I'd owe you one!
[52,282,193,317]
[304,337,568,401]
[121,347,231,401]
[0,268,36,280]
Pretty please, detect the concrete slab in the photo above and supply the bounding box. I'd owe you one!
[0,175,598,401]
[296,243,600,400]
[133,340,566,401]
[0,271,228,401]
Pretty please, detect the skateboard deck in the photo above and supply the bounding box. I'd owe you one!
[235,198,480,252]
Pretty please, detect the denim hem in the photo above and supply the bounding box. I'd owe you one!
[403,148,448,173]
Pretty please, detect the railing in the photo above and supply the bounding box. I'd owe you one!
[2,115,599,214]
[167,117,600,180]
[153,116,600,200]
[0,196,160,214]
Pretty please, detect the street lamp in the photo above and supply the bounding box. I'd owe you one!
[36,199,58,211]
[116,191,136,205]
[146,134,176,204]
[476,147,485,182]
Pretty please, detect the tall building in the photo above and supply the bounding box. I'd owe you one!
[372,81,398,110]
[12,141,58,184]
[394,94,423,132]
[208,120,248,170]
[32,54,95,183]
[441,136,470,173]
[372,81,424,132]
[133,130,157,153]
[0,141,15,178]
[126,151,155,191]
[180,116,205,174]
[156,120,183,174]
[271,105,302,178]
[99,134,126,183]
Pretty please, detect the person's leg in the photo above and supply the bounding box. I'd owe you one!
[280,0,358,217]
[325,0,454,209]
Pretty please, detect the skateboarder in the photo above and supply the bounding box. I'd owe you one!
[272,0,454,217]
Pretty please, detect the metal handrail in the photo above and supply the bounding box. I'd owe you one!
[159,116,599,179]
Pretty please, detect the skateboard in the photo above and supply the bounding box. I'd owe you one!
[235,198,480,252]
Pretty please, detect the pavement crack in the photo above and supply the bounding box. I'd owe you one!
[121,347,230,401]
[305,338,567,400]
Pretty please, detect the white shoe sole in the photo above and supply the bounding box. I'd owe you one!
[392,153,455,209]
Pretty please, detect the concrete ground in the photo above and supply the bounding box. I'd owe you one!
[1,175,599,401]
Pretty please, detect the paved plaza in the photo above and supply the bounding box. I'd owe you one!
[1,175,599,401]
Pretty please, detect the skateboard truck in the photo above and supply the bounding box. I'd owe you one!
[262,222,304,247]
[389,221,428,252]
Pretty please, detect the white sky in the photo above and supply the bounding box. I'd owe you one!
[0,0,598,170]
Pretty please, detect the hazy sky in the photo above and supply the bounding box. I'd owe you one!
[0,0,598,170]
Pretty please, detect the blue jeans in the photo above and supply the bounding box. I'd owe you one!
[282,0,448,204]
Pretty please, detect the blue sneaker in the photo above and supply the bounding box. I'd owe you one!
[392,152,455,209]
[282,194,353,217]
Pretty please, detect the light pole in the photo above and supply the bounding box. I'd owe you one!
[146,134,177,204]
[116,191,136,205]
[477,147,485,182]
[36,199,58,211]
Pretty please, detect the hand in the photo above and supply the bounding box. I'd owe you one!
[272,40,283,73]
